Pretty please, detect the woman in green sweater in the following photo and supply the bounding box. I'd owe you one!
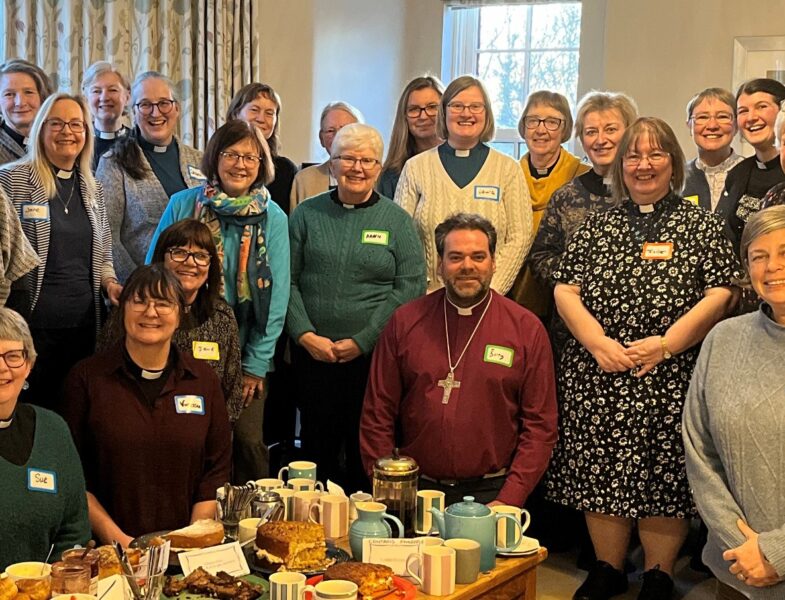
[288,123,426,490]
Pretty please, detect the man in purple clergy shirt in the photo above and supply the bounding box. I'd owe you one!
[360,213,558,506]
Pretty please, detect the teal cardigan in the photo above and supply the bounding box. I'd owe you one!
[146,186,290,378]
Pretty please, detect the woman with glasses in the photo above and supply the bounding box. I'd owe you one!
[0,93,119,413]
[290,101,363,211]
[147,119,289,482]
[227,83,298,214]
[395,75,530,294]
[720,78,785,258]
[96,71,204,283]
[80,61,131,171]
[288,123,425,490]
[509,90,588,319]
[0,307,90,568]
[378,75,444,199]
[682,88,743,213]
[546,118,739,600]
[63,264,231,546]
[0,58,52,166]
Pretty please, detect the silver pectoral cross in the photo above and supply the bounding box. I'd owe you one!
[437,371,461,404]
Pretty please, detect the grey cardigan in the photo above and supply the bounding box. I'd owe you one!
[0,124,25,167]
[0,163,115,334]
[96,138,203,282]
[684,307,785,599]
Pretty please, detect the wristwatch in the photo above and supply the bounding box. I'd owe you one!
[660,336,672,360]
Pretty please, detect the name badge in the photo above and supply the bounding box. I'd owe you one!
[27,468,57,494]
[684,195,699,206]
[188,165,207,181]
[474,185,500,201]
[362,230,389,245]
[192,341,220,361]
[22,203,49,221]
[174,395,205,415]
[641,242,674,260]
[484,344,514,367]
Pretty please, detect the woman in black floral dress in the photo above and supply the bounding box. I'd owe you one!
[546,117,740,600]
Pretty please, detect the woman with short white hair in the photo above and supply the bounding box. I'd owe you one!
[80,61,131,170]
[288,123,425,490]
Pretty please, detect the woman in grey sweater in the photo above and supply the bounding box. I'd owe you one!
[684,205,785,599]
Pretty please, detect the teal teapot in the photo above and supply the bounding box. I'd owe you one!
[429,496,521,571]
[348,501,404,559]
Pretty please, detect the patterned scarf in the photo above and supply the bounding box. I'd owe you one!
[195,182,272,349]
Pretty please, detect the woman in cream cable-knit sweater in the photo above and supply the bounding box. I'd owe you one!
[395,76,531,294]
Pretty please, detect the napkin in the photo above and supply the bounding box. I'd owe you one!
[326,479,347,497]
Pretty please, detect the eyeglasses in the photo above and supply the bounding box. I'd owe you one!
[128,297,177,315]
[45,118,86,133]
[219,151,262,166]
[690,113,734,126]
[623,151,670,166]
[167,247,211,266]
[523,116,564,131]
[407,103,439,118]
[0,349,27,368]
[134,99,176,115]
[332,155,379,169]
[446,102,486,114]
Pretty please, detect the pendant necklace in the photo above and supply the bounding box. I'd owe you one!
[55,179,76,215]
[438,292,493,405]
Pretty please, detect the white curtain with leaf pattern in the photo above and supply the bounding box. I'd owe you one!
[1,0,260,149]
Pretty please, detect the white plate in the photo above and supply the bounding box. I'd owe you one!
[497,535,540,557]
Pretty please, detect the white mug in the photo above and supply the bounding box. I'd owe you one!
[278,460,318,482]
[301,580,357,600]
[309,494,349,539]
[269,572,306,600]
[293,490,323,521]
[415,490,445,534]
[406,546,456,596]
[491,505,531,549]
[288,477,325,492]
[273,487,295,520]
[255,478,285,491]
[238,517,262,543]
[349,491,372,523]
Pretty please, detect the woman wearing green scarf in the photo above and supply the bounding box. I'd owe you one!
[147,120,290,482]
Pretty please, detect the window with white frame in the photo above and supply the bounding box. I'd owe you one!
[442,2,582,158]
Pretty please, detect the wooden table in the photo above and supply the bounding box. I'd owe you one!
[416,547,548,600]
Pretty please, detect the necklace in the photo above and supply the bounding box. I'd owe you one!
[438,291,493,405]
[55,179,76,215]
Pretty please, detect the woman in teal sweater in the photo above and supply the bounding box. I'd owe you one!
[0,307,89,568]
[147,120,290,482]
[288,123,425,490]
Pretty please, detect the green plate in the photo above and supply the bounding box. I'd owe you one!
[161,573,269,600]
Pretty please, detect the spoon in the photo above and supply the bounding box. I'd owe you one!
[80,540,96,560]
[40,544,54,575]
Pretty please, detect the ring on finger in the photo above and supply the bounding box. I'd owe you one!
[737,573,745,581]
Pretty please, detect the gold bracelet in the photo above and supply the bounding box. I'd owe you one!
[660,336,672,359]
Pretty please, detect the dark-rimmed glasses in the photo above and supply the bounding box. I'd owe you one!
[0,349,27,368]
[219,151,261,166]
[167,247,211,267]
[332,155,379,169]
[134,99,176,115]
[523,117,564,131]
[128,298,177,315]
[446,102,486,114]
[623,151,670,167]
[407,103,439,118]
[45,118,86,133]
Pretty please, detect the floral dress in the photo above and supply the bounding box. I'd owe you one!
[544,194,740,518]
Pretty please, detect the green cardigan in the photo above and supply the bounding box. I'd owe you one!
[287,191,426,354]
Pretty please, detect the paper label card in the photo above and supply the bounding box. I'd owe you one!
[22,203,49,221]
[178,541,249,577]
[362,230,390,245]
[484,345,515,367]
[27,468,57,493]
[174,395,205,415]
[362,538,424,576]
[192,341,220,361]
[474,185,500,201]
[641,242,674,260]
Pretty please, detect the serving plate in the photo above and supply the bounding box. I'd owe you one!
[160,573,268,599]
[496,535,540,557]
[305,574,415,599]
[130,530,230,568]
[244,542,350,576]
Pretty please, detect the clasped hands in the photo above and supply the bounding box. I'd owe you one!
[588,334,663,376]
[724,519,781,588]
[299,332,361,364]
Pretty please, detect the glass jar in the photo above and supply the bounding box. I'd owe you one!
[51,561,91,596]
[62,548,100,595]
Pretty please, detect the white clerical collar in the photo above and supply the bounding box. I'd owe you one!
[141,368,164,380]
[56,168,74,179]
[447,291,491,316]
[0,415,13,428]
[342,203,355,209]
[96,129,118,140]
[638,203,655,214]
[153,145,168,153]
[455,148,470,158]
[23,136,29,145]
[602,176,612,187]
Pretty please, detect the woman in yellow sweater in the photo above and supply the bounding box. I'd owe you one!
[510,90,589,319]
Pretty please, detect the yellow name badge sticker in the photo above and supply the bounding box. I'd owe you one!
[484,344,515,367]
[474,185,501,202]
[641,242,674,260]
[21,203,50,221]
[27,468,57,494]
[192,340,220,361]
[362,230,389,245]
[684,195,699,206]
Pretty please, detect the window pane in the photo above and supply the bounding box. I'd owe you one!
[489,141,516,158]
[530,3,582,49]
[477,52,525,130]
[479,6,529,51]
[528,51,579,102]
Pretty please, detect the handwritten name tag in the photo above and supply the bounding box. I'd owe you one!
[474,185,501,201]
[641,242,674,260]
[22,203,49,221]
[27,468,57,493]
[192,341,220,361]
[484,344,514,367]
[684,195,699,206]
[188,165,207,181]
[174,395,205,415]
[362,230,389,245]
